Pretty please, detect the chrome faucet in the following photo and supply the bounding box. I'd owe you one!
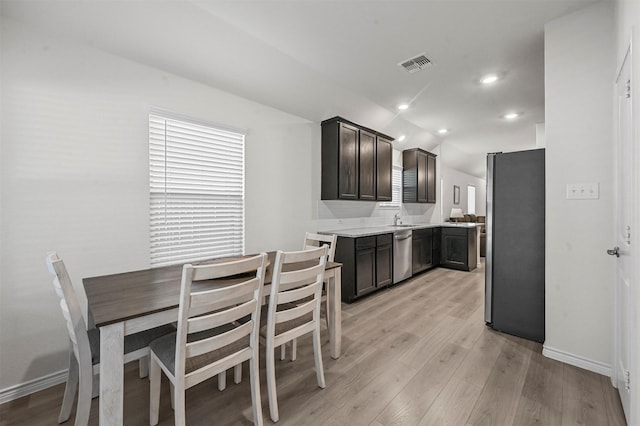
[394,212,401,226]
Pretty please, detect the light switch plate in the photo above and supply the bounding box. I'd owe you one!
[566,183,599,200]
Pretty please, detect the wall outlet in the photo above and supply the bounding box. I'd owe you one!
[566,183,599,200]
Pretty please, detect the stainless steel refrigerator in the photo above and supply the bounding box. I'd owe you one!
[485,149,545,343]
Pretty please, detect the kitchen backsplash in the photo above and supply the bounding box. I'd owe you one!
[315,200,441,231]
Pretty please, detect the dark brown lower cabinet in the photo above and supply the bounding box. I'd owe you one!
[441,227,477,271]
[336,233,393,303]
[335,226,477,303]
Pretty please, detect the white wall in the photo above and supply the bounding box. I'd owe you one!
[544,2,615,370]
[440,164,487,220]
[0,18,318,392]
[535,123,546,148]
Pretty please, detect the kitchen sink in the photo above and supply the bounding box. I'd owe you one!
[389,224,415,228]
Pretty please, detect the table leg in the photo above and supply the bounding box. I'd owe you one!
[100,322,125,426]
[328,268,342,359]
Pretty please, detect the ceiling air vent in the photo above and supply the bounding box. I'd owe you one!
[399,53,432,74]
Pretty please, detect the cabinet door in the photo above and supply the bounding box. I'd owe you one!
[417,152,428,203]
[376,244,393,287]
[432,227,441,265]
[412,229,433,274]
[359,130,376,200]
[427,154,436,203]
[376,136,392,201]
[442,231,468,269]
[356,247,376,295]
[412,234,423,274]
[339,123,359,199]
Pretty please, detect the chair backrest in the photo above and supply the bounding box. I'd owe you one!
[303,232,337,262]
[46,252,92,367]
[266,246,328,340]
[174,253,267,389]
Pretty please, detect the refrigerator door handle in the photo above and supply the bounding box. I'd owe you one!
[484,153,496,324]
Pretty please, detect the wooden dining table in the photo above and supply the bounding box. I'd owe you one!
[83,251,342,426]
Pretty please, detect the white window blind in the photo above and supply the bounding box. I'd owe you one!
[380,166,403,208]
[149,113,245,267]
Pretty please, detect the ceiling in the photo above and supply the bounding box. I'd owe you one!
[1,0,597,178]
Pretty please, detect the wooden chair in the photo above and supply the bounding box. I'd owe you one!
[263,246,328,422]
[303,232,337,262]
[284,232,337,361]
[46,252,174,426]
[149,253,267,426]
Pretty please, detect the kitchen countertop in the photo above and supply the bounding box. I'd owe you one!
[323,222,479,238]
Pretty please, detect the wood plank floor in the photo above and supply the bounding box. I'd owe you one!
[0,262,627,425]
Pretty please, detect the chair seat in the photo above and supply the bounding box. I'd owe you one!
[87,324,176,365]
[150,325,250,376]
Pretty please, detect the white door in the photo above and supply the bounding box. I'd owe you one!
[613,46,633,422]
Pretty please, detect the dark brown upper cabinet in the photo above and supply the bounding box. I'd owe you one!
[403,148,437,204]
[376,136,393,201]
[321,117,393,201]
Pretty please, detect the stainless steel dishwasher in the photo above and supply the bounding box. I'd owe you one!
[393,229,413,283]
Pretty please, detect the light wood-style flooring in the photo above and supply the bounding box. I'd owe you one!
[0,262,627,425]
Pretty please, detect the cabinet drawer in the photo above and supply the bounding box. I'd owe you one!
[356,236,376,250]
[376,233,393,246]
[412,228,431,238]
[442,227,468,236]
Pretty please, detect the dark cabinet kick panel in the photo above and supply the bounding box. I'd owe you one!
[321,117,394,201]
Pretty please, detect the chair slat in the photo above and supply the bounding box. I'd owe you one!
[271,322,316,348]
[276,282,321,306]
[189,278,259,311]
[187,300,256,334]
[274,299,315,324]
[190,255,266,281]
[185,321,252,359]
[281,248,328,264]
[184,347,252,389]
[278,263,325,285]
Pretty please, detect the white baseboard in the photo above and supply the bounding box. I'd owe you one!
[0,370,67,405]
[543,345,612,377]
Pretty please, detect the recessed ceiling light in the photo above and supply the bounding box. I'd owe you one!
[438,128,449,134]
[398,135,406,142]
[398,103,409,111]
[481,74,499,85]
[503,112,520,120]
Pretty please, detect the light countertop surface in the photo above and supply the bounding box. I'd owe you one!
[323,222,479,238]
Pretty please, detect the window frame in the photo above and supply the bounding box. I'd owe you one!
[149,111,246,267]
